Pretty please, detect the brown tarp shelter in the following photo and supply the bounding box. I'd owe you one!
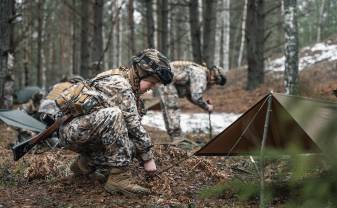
[195,93,337,156]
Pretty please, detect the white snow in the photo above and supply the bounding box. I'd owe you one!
[266,41,337,72]
[142,111,241,134]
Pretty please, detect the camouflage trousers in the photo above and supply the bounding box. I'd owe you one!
[158,84,182,140]
[59,107,134,170]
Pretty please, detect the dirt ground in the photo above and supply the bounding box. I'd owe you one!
[0,59,336,207]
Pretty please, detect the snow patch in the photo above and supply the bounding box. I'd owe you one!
[142,111,241,134]
[266,41,337,72]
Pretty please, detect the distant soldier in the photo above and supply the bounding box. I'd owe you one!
[57,49,173,195]
[158,61,227,141]
[19,88,44,119]
[17,88,44,143]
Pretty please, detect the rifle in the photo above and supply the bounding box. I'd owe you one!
[11,114,71,161]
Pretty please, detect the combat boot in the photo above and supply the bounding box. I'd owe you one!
[104,168,150,196]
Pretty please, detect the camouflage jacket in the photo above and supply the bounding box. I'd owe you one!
[170,61,209,111]
[89,74,154,161]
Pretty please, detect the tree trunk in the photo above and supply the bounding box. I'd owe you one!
[219,0,230,70]
[93,0,104,74]
[36,0,44,87]
[202,0,217,67]
[246,0,265,90]
[72,0,79,75]
[158,0,168,55]
[128,0,135,56]
[116,2,121,66]
[189,0,202,64]
[108,0,116,68]
[145,0,155,48]
[80,0,90,78]
[0,0,14,109]
[237,0,247,67]
[175,6,185,58]
[284,0,299,95]
[316,0,325,42]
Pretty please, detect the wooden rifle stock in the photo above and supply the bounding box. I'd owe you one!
[11,115,71,161]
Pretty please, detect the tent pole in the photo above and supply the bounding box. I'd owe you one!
[260,93,273,208]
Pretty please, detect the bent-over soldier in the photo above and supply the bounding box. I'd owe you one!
[158,61,226,141]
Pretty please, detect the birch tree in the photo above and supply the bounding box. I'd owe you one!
[237,0,247,67]
[220,0,230,70]
[284,0,299,95]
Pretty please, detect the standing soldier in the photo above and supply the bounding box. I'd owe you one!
[158,61,226,141]
[57,49,173,195]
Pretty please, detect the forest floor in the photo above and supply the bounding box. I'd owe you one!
[0,45,337,207]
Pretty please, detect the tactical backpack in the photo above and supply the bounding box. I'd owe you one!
[54,69,123,117]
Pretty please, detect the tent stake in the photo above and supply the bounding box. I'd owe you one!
[260,93,273,208]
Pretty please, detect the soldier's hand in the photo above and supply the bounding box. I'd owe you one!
[207,104,214,113]
[144,159,157,173]
[206,100,214,112]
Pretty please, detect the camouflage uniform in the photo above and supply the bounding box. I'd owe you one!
[158,61,225,140]
[58,74,153,171]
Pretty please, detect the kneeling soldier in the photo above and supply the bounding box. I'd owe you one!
[57,49,173,195]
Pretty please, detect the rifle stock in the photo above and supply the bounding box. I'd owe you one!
[11,115,70,161]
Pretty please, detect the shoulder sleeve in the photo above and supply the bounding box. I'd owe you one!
[118,82,154,161]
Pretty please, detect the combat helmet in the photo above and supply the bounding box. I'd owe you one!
[210,65,227,86]
[131,49,173,85]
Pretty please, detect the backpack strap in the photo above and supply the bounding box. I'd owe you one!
[92,68,124,82]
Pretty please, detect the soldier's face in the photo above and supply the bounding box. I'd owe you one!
[139,80,157,94]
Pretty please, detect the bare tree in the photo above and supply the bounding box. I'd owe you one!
[246,0,265,90]
[157,0,168,55]
[80,0,90,78]
[36,0,44,87]
[237,0,247,67]
[202,0,217,67]
[284,0,299,95]
[145,0,155,48]
[189,0,202,64]
[219,0,230,70]
[93,0,104,74]
[128,0,136,56]
[0,0,15,109]
[317,0,326,42]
